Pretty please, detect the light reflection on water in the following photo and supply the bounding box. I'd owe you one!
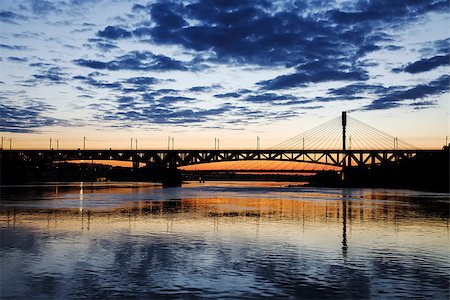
[0,182,449,299]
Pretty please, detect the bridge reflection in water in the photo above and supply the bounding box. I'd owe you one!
[1,182,448,298]
[1,183,447,245]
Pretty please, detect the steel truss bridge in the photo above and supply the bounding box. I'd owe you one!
[1,112,441,171]
[1,148,435,169]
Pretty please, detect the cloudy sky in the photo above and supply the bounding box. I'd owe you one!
[0,0,449,149]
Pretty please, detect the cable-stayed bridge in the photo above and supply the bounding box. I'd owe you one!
[1,112,443,184]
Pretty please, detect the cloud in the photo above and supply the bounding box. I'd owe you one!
[131,27,152,37]
[77,94,93,99]
[430,38,450,54]
[83,38,119,51]
[83,0,445,98]
[74,74,166,94]
[31,66,68,84]
[243,93,312,106]
[144,89,179,98]
[111,97,303,126]
[28,0,61,15]
[151,2,188,29]
[12,32,43,39]
[131,4,146,13]
[82,22,96,27]
[94,88,304,127]
[301,105,323,110]
[70,0,448,117]
[383,45,403,51]
[408,100,437,109]
[73,51,191,72]
[393,55,450,74]
[327,0,448,25]
[159,96,197,103]
[124,0,445,72]
[116,96,136,110]
[0,44,30,51]
[329,83,387,98]
[214,92,242,99]
[97,26,132,40]
[73,74,122,90]
[126,77,160,85]
[326,76,449,110]
[96,42,118,51]
[63,44,79,50]
[1,0,448,132]
[158,107,230,124]
[188,85,221,92]
[150,6,313,66]
[0,100,65,133]
[7,56,28,63]
[363,75,450,110]
[92,1,382,73]
[98,96,231,126]
[73,59,108,69]
[0,10,28,24]
[29,62,52,68]
[257,64,369,90]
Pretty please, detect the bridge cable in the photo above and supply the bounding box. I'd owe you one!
[348,119,395,149]
[270,113,419,151]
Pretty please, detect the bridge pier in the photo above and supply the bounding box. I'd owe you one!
[161,167,182,187]
[341,166,348,182]
[132,160,139,171]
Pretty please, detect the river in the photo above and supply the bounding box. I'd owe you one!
[0,181,449,299]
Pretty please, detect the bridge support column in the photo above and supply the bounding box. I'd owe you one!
[341,166,347,182]
[162,167,182,187]
[132,160,139,171]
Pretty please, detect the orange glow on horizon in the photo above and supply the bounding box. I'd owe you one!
[0,132,447,151]
[55,160,339,171]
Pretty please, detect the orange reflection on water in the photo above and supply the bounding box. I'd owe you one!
[1,195,447,233]
[1,183,448,299]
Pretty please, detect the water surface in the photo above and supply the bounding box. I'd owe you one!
[1,182,449,298]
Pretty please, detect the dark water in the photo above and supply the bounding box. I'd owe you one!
[1,182,449,299]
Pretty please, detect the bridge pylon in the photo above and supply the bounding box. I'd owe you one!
[342,111,348,181]
[342,111,347,153]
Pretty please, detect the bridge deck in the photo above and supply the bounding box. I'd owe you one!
[1,149,441,168]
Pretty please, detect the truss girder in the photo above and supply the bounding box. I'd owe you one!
[2,149,428,168]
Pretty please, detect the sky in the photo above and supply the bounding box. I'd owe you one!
[0,0,449,150]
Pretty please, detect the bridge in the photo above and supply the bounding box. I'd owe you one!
[1,112,442,186]
[1,148,430,169]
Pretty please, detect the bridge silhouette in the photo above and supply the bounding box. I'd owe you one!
[1,112,441,186]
